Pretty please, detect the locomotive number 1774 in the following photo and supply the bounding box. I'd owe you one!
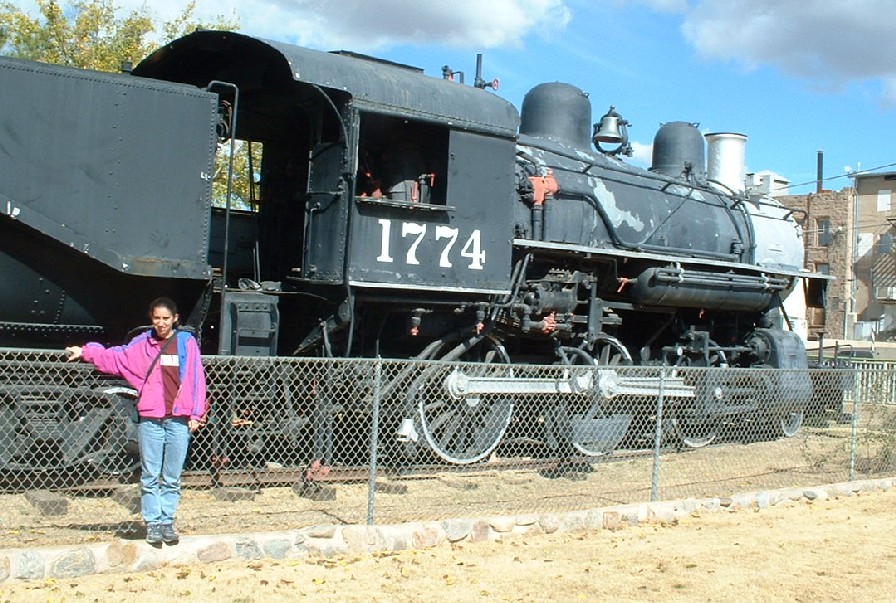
[375,218,486,270]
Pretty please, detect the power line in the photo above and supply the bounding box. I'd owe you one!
[773,160,896,193]
[801,220,894,235]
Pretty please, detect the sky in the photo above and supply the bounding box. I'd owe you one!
[10,0,896,194]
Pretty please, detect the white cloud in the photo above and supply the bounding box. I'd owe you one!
[628,140,653,168]
[111,0,571,52]
[680,0,896,103]
[275,0,571,50]
[16,0,896,105]
[884,77,896,105]
[626,0,690,13]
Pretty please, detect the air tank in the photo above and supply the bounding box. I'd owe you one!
[519,82,592,148]
[651,121,705,180]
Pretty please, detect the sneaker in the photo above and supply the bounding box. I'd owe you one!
[160,523,179,544]
[145,523,163,544]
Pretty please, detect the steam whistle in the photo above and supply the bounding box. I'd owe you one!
[474,54,499,90]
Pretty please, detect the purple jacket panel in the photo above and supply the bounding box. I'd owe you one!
[82,330,208,420]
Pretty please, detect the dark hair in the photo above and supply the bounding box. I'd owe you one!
[148,297,179,319]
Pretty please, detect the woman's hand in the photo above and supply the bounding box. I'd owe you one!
[64,346,82,361]
[188,419,201,433]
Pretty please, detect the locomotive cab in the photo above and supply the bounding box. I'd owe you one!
[135,30,519,356]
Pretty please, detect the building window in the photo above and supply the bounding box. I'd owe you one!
[816,218,832,247]
[814,263,830,275]
[876,233,893,255]
[877,189,892,212]
[808,306,826,328]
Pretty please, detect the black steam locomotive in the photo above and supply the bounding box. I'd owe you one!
[0,30,825,470]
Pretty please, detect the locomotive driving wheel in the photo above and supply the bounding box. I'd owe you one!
[566,335,633,456]
[409,334,514,464]
[670,339,726,448]
[778,410,805,438]
[592,334,633,367]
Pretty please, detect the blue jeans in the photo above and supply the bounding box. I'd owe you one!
[138,417,191,525]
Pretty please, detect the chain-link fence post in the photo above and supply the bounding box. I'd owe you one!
[367,358,383,525]
[650,366,667,502]
[849,385,862,483]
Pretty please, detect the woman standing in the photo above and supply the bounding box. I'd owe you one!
[65,297,208,545]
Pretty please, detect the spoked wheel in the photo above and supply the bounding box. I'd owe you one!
[409,335,514,464]
[593,334,633,367]
[671,339,726,448]
[565,336,633,457]
[779,410,805,437]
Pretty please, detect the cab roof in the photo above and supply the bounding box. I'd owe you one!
[134,30,519,138]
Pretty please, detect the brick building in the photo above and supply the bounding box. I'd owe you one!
[781,172,896,342]
[854,171,896,339]
[781,189,852,340]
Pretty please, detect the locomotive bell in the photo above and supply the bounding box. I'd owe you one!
[593,110,624,143]
[592,105,632,156]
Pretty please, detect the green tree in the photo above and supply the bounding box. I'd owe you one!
[0,0,249,208]
[0,0,236,71]
[214,139,263,212]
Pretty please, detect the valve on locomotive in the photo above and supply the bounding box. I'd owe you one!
[521,283,578,315]
[517,281,580,336]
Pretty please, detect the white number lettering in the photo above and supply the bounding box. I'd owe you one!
[460,230,486,270]
[401,222,427,265]
[374,219,486,270]
[377,218,393,263]
[435,226,458,268]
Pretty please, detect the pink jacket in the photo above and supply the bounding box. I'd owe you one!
[82,330,208,421]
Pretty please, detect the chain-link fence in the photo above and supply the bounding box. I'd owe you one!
[0,348,893,549]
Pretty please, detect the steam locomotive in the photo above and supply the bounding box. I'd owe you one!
[0,30,826,470]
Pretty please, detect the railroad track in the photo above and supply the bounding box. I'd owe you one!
[0,446,668,495]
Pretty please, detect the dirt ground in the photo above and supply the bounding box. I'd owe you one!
[0,423,865,552]
[2,486,894,602]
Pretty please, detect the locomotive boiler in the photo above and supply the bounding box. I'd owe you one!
[0,30,826,471]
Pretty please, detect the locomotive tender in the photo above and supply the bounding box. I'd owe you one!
[0,30,826,468]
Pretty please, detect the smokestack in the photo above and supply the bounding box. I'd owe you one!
[706,132,747,193]
[816,149,823,193]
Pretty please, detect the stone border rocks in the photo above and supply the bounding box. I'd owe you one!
[1,477,892,583]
